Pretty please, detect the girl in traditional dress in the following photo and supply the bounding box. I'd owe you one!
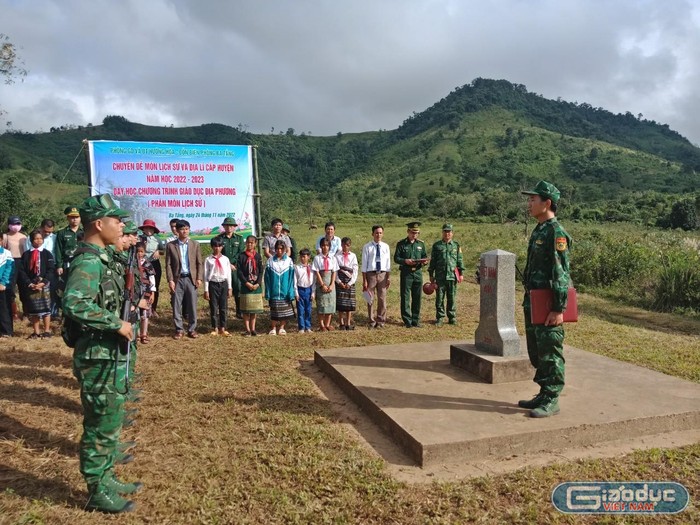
[264,240,296,335]
[18,229,55,338]
[312,237,338,331]
[135,242,157,343]
[335,237,358,330]
[237,235,263,336]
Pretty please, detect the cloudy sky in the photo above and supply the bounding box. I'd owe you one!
[2,0,700,145]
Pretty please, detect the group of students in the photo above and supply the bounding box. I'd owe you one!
[199,218,359,336]
[0,214,80,339]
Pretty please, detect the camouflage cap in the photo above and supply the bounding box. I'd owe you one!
[64,206,80,217]
[122,221,139,235]
[521,180,561,203]
[78,194,129,223]
[221,217,238,226]
[441,223,453,231]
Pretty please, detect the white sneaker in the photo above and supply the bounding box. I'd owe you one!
[279,329,287,335]
[268,329,277,335]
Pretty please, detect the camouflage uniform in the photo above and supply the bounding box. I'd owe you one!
[63,195,139,513]
[428,224,465,324]
[394,222,427,327]
[217,218,245,318]
[521,181,572,417]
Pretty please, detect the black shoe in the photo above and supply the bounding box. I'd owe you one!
[518,393,546,409]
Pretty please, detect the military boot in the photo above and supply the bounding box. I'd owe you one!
[530,396,560,418]
[518,392,546,409]
[115,452,135,465]
[117,440,137,453]
[86,484,135,513]
[103,473,144,495]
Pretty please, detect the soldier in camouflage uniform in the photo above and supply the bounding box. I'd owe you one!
[55,206,82,277]
[428,224,465,326]
[62,195,142,513]
[519,181,572,418]
[394,221,428,328]
[217,217,244,319]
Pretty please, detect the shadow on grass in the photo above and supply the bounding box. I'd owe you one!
[0,366,77,390]
[0,347,71,369]
[582,296,700,337]
[0,413,78,457]
[0,463,82,509]
[199,393,338,420]
[0,383,82,414]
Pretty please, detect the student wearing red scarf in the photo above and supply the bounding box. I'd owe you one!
[18,229,55,338]
[236,236,263,336]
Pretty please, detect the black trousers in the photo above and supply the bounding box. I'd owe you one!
[0,290,12,335]
[208,281,228,329]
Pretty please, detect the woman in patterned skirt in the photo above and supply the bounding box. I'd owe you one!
[237,235,263,336]
[264,240,295,335]
[312,238,338,331]
[335,237,358,330]
[18,229,55,338]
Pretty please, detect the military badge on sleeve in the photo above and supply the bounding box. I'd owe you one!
[555,237,568,251]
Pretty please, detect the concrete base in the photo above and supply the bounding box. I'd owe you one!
[314,339,700,467]
[451,341,533,383]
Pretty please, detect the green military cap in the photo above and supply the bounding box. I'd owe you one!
[406,221,421,232]
[64,206,80,217]
[78,194,129,223]
[282,223,291,233]
[122,221,139,235]
[521,180,561,203]
[442,223,453,231]
[221,217,238,226]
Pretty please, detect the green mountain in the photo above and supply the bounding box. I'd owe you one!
[1,78,698,228]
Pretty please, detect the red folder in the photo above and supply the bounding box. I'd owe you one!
[530,288,578,324]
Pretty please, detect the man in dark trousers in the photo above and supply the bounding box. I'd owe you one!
[217,217,244,319]
[394,221,428,328]
[165,220,203,339]
[519,180,572,418]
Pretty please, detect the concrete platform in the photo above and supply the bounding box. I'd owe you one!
[314,340,700,467]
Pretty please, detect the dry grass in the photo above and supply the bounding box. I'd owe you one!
[1,219,698,524]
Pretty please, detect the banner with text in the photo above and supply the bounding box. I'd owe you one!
[88,140,256,240]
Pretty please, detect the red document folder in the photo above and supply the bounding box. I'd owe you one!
[529,288,578,324]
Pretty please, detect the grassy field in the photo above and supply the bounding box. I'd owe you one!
[0,220,698,524]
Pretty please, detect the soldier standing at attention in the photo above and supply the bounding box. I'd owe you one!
[428,224,465,326]
[394,222,428,328]
[519,181,572,418]
[55,206,82,278]
[63,195,142,513]
[217,217,244,319]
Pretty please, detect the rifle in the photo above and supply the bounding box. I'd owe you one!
[117,244,138,394]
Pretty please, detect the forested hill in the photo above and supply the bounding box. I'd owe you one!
[395,78,700,168]
[0,78,698,229]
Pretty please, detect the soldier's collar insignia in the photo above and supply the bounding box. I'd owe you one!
[555,237,568,251]
[100,253,110,263]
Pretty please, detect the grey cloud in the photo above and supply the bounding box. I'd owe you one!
[1,0,699,144]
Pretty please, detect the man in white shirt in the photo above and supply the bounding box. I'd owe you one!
[361,225,391,328]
